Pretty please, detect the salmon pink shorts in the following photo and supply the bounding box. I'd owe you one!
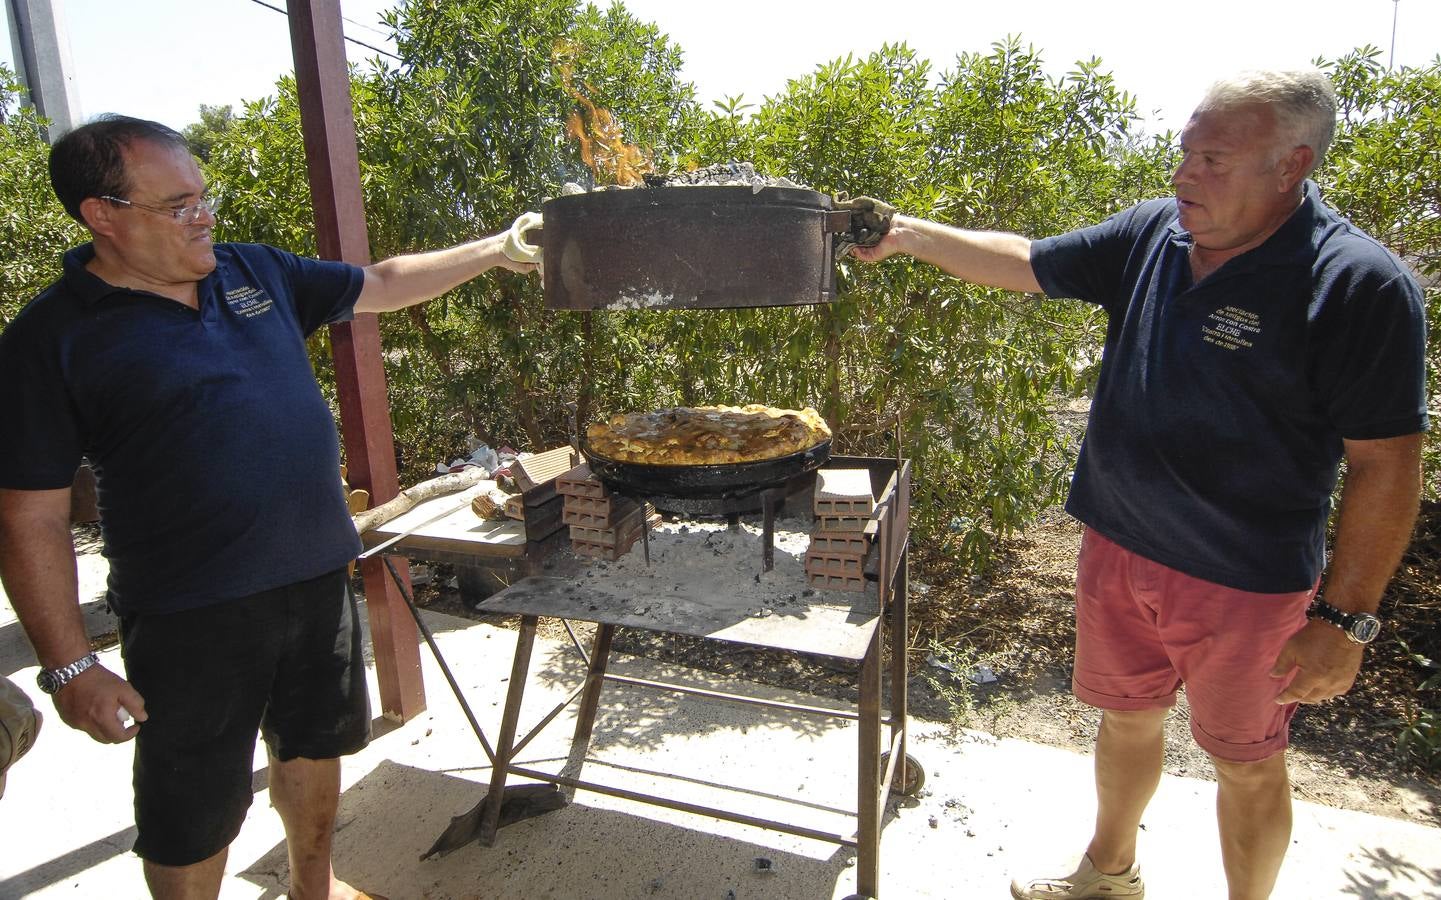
[1071,528,1316,762]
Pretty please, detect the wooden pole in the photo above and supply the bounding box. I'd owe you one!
[288,0,425,722]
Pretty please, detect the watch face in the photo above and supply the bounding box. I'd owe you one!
[1350,615,1382,644]
[36,669,60,694]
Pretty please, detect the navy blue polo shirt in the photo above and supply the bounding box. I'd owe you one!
[0,242,367,615]
[1031,181,1427,593]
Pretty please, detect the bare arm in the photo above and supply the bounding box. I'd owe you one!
[0,487,145,741]
[850,214,1043,294]
[1325,433,1425,614]
[1272,432,1423,704]
[353,231,536,315]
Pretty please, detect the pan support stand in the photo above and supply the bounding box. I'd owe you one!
[762,488,777,571]
[373,557,568,860]
[621,482,788,572]
[379,454,914,894]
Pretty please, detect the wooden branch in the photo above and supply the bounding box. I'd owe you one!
[470,485,515,520]
[352,467,489,535]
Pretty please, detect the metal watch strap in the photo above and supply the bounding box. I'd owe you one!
[37,652,99,694]
[1307,598,1381,644]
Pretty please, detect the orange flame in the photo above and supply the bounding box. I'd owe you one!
[556,42,653,185]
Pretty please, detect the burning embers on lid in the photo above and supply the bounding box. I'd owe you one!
[556,43,807,195]
[563,162,809,197]
[556,40,653,186]
[547,54,847,310]
[642,162,805,193]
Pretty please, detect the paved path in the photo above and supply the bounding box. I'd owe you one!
[2,558,1439,898]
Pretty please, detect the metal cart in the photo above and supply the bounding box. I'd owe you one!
[369,455,917,898]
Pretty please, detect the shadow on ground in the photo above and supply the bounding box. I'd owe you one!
[240,759,866,900]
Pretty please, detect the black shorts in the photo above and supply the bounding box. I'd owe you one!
[119,567,371,866]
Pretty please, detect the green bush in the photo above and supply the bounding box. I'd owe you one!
[4,24,1438,579]
[0,68,85,327]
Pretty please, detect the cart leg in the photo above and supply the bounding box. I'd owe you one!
[857,623,883,897]
[888,544,910,795]
[562,623,616,796]
[478,615,539,846]
[762,491,776,572]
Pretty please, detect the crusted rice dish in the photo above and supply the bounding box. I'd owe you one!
[585,405,831,466]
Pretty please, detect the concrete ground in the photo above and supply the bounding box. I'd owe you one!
[2,556,1439,899]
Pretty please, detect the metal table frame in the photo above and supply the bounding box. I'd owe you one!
[382,456,914,898]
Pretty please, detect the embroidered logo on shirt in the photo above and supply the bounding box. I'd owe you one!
[225,286,274,319]
[1202,305,1259,351]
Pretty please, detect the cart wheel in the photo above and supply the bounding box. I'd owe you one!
[880,751,926,796]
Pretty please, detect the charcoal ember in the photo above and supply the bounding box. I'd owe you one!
[609,161,806,191]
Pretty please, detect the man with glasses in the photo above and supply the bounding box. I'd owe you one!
[854,70,1424,899]
[0,114,536,900]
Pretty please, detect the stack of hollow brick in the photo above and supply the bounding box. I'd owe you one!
[557,463,657,561]
[805,468,875,592]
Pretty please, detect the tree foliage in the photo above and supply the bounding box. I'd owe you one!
[660,38,1172,558]
[0,68,85,328]
[4,15,1438,572]
[1314,48,1441,493]
[180,104,236,164]
[203,0,698,467]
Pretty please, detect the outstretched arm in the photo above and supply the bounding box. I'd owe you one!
[0,487,146,742]
[354,231,537,315]
[1271,432,1423,704]
[851,214,1043,294]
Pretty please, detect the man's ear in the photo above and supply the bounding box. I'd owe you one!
[1277,145,1315,193]
[78,197,117,236]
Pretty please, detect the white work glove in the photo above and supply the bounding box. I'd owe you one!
[502,211,544,269]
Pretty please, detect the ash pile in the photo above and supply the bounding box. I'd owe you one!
[560,161,806,196]
[641,161,804,192]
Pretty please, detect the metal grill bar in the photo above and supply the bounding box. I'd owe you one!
[505,765,860,847]
[510,682,588,759]
[603,671,890,722]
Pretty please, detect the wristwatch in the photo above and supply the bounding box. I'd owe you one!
[1307,598,1382,644]
[36,652,100,694]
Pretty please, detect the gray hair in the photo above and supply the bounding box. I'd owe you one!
[1195,70,1337,172]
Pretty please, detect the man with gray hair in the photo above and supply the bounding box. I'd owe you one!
[855,69,1425,898]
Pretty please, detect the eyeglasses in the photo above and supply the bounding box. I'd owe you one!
[100,194,217,225]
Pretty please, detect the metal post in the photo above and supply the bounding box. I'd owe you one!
[1389,0,1400,70]
[287,0,424,721]
[856,622,883,897]
[5,0,80,138]
[479,616,540,846]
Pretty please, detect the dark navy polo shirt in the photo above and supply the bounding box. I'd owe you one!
[0,242,366,615]
[1031,181,1427,593]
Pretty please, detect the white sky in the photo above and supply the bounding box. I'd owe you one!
[3,0,1438,134]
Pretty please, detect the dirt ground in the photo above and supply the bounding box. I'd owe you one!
[416,509,1441,830]
[899,513,1441,828]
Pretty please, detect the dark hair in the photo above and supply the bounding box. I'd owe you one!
[48,114,190,223]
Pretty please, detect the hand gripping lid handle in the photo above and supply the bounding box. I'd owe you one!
[502,211,545,264]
